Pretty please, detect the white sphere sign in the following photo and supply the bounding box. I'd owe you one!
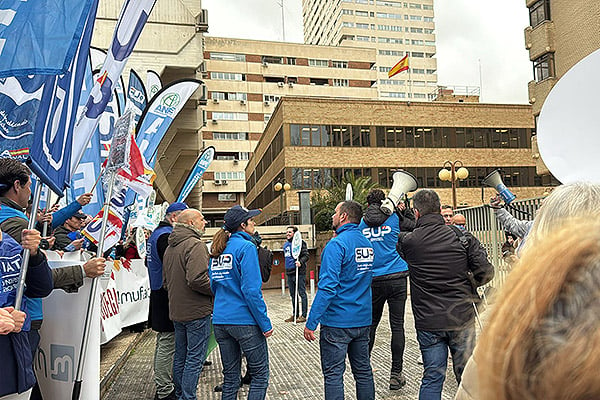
[537,48,600,184]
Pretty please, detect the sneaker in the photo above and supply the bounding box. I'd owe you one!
[296,316,307,323]
[389,372,407,390]
[155,390,177,400]
[284,315,295,322]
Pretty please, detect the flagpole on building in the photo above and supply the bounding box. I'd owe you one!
[14,177,43,311]
[409,57,413,99]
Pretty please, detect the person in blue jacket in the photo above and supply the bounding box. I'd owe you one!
[209,205,273,400]
[304,200,375,400]
[358,189,410,390]
[0,228,53,399]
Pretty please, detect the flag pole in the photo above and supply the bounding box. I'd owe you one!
[14,177,43,311]
[72,172,116,400]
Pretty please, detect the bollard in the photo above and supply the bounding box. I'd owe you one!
[310,270,315,302]
[281,272,286,298]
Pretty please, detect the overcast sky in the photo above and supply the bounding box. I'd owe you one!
[202,0,532,104]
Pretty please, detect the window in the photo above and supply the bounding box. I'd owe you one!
[411,52,425,57]
[379,49,403,56]
[376,12,402,19]
[212,92,247,101]
[409,3,422,8]
[333,79,349,87]
[332,60,348,68]
[529,0,550,28]
[212,112,248,121]
[424,28,434,34]
[422,4,433,10]
[286,57,296,65]
[423,16,433,22]
[264,94,280,103]
[380,91,406,98]
[379,1,402,7]
[356,23,370,29]
[409,15,422,20]
[210,72,245,81]
[309,59,328,67]
[218,193,236,202]
[261,55,283,64]
[533,53,555,81]
[411,39,424,45]
[342,21,355,27]
[378,37,402,44]
[355,10,369,16]
[425,40,436,46]
[379,66,392,72]
[410,27,423,33]
[212,132,248,140]
[210,52,245,62]
[215,171,245,181]
[342,9,353,15]
[264,114,271,122]
[413,93,427,98]
[379,79,405,85]
[357,35,370,41]
[378,24,403,31]
[426,69,437,74]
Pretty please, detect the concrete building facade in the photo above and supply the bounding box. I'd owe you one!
[92,0,208,206]
[245,97,557,224]
[200,37,378,226]
[524,0,600,174]
[302,0,438,101]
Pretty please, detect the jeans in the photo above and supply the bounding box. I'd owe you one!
[369,277,407,375]
[173,316,211,400]
[287,271,308,317]
[154,331,175,398]
[214,324,269,400]
[320,326,374,400]
[416,326,475,400]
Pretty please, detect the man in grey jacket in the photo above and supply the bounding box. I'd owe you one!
[163,209,212,400]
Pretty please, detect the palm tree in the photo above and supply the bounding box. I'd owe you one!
[311,172,380,232]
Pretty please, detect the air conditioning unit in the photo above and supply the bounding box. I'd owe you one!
[264,101,270,106]
[213,98,219,103]
[233,159,239,164]
[262,61,268,67]
[240,99,246,105]
[214,179,222,185]
[221,180,228,185]
[211,119,218,124]
[288,82,294,88]
[277,82,284,87]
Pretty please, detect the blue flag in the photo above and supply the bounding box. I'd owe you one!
[177,147,215,202]
[0,0,96,78]
[28,0,98,196]
[0,75,45,160]
[126,69,147,126]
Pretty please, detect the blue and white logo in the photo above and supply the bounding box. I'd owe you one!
[362,225,392,241]
[211,254,233,271]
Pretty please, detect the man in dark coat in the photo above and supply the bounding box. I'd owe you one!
[398,189,494,400]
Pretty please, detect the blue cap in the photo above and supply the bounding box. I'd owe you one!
[166,202,188,214]
[223,205,261,232]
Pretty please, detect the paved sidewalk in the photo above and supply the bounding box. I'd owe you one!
[102,289,459,399]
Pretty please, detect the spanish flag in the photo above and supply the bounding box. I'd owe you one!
[388,54,409,78]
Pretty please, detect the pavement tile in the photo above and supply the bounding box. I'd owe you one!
[102,289,460,399]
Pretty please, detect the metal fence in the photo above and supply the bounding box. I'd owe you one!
[457,197,544,290]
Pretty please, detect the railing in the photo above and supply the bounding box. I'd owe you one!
[457,197,544,290]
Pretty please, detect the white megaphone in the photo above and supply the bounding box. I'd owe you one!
[482,170,516,204]
[380,170,418,215]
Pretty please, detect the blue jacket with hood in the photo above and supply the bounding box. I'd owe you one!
[306,223,374,331]
[0,232,53,397]
[209,230,272,333]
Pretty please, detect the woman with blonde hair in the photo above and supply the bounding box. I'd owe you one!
[455,182,600,400]
[475,221,600,400]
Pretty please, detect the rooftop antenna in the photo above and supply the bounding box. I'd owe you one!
[276,0,285,41]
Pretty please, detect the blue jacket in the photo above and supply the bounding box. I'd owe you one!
[359,213,408,277]
[209,231,272,333]
[51,200,82,228]
[0,232,53,397]
[147,222,173,290]
[306,223,374,331]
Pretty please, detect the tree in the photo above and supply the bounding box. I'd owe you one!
[310,172,380,232]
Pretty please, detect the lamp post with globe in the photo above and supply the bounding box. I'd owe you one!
[274,181,291,224]
[438,160,469,209]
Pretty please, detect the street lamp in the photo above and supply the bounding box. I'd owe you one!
[274,181,291,224]
[438,160,469,209]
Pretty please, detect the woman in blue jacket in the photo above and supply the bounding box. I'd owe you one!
[209,205,273,400]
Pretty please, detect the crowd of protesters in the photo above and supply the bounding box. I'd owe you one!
[2,152,599,400]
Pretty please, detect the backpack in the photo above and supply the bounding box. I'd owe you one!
[257,245,273,283]
[448,225,482,304]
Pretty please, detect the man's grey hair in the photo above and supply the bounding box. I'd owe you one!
[527,182,600,248]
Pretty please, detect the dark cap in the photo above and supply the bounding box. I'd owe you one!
[72,211,87,219]
[166,202,188,214]
[223,205,261,232]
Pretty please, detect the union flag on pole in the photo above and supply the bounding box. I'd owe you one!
[388,54,409,78]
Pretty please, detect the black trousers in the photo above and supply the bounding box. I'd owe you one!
[369,276,408,375]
